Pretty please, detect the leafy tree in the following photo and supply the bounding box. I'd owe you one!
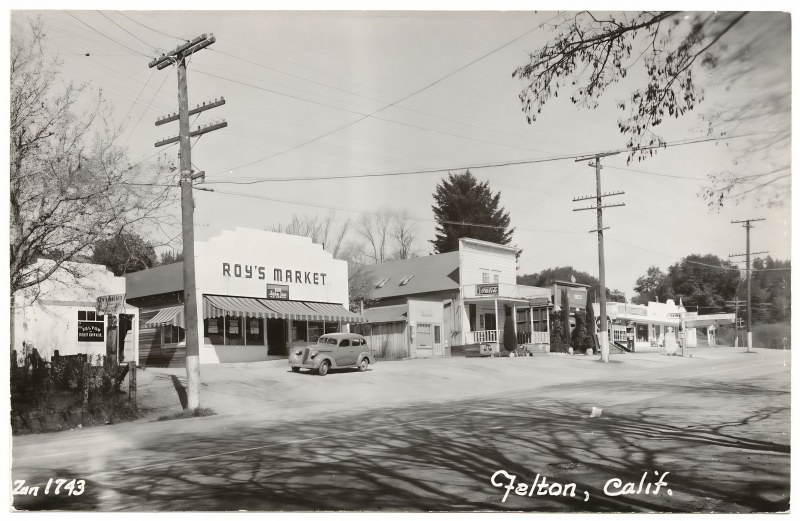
[512,11,790,209]
[92,233,157,276]
[431,170,514,254]
[632,266,667,304]
[585,291,599,351]
[10,18,175,299]
[749,256,791,324]
[158,250,184,266]
[631,254,740,311]
[561,288,571,345]
[606,288,626,303]
[517,266,625,303]
[502,315,517,353]
[548,310,565,348]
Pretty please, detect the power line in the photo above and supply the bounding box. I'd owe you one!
[122,71,170,145]
[603,164,703,180]
[204,14,564,178]
[118,68,153,125]
[96,10,162,54]
[115,11,188,42]
[606,237,789,272]
[63,11,154,58]
[192,69,549,156]
[205,133,763,184]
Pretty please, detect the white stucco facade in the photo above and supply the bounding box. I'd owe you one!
[192,228,351,364]
[12,260,139,362]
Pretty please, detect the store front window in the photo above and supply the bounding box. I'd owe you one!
[226,316,244,345]
[163,324,185,345]
[325,322,339,335]
[308,321,324,342]
[246,317,264,345]
[292,320,308,342]
[636,323,649,342]
[204,317,224,345]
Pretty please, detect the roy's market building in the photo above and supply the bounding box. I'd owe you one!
[125,228,363,367]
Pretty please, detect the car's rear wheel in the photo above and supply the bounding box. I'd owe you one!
[318,360,330,376]
[291,367,300,373]
[358,358,369,372]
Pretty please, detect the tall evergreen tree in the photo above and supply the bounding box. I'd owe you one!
[430,170,514,253]
[561,288,571,345]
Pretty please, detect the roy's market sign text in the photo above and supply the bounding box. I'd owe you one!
[223,263,327,286]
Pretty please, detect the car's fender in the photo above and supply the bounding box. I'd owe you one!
[313,354,337,368]
[357,352,376,365]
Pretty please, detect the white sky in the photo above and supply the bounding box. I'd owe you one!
[8,6,794,299]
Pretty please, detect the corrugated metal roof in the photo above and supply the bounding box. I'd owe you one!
[366,252,460,300]
[363,304,408,323]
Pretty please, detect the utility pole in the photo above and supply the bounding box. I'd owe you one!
[729,218,766,354]
[149,34,226,409]
[725,296,744,348]
[573,152,625,363]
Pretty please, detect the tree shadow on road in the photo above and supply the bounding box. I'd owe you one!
[13,379,790,512]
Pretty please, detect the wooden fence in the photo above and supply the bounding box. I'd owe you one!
[352,322,408,359]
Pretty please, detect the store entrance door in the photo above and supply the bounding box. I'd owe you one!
[433,325,443,356]
[417,323,433,358]
[267,318,286,356]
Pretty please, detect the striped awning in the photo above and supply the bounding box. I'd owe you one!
[304,302,364,323]
[146,306,185,327]
[204,295,275,318]
[258,299,315,320]
[202,295,364,323]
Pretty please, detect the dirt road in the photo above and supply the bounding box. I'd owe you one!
[11,347,790,512]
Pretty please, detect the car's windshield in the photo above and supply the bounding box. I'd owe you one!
[318,337,338,344]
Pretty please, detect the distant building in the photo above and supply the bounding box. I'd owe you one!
[591,298,697,352]
[353,237,552,358]
[552,279,591,312]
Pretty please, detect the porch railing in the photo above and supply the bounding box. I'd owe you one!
[517,331,551,345]
[464,329,501,344]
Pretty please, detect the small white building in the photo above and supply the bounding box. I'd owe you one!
[592,299,697,352]
[11,259,139,363]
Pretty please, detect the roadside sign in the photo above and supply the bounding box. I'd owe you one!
[96,294,126,316]
[667,311,698,319]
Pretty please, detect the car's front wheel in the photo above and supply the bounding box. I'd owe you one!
[358,358,369,372]
[318,360,330,376]
[291,367,300,373]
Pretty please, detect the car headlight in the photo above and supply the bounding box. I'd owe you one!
[309,351,319,359]
[295,350,302,356]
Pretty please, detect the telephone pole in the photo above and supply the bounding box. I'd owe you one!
[725,296,743,347]
[149,34,226,409]
[573,152,625,363]
[729,218,766,354]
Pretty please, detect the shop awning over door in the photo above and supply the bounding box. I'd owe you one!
[203,295,364,323]
[204,295,276,318]
[146,306,185,328]
[303,302,365,323]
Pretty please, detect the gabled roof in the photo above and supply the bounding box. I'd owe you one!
[366,252,460,299]
[363,304,408,323]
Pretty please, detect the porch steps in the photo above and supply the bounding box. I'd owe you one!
[519,344,549,357]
